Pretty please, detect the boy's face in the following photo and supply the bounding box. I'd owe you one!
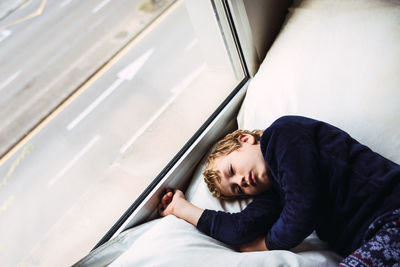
[213,134,272,197]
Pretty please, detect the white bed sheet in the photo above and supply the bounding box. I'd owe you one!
[110,0,400,266]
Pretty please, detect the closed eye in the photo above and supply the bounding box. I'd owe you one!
[236,185,243,195]
[229,164,234,175]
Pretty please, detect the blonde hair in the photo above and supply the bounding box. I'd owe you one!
[203,129,263,199]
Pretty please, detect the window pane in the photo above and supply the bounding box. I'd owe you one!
[0,0,244,266]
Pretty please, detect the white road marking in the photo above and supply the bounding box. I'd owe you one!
[66,49,154,131]
[0,71,21,92]
[60,0,73,7]
[117,49,154,80]
[120,63,207,153]
[67,78,124,130]
[47,135,100,187]
[92,0,111,13]
[0,30,11,43]
[184,38,198,52]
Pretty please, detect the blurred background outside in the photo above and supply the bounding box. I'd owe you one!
[0,0,243,265]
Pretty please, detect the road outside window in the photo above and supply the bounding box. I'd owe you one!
[0,0,244,265]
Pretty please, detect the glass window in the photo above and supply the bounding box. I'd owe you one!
[0,0,245,265]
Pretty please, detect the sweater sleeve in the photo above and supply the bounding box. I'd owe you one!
[262,119,322,250]
[196,190,282,246]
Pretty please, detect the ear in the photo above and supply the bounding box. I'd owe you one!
[238,134,256,144]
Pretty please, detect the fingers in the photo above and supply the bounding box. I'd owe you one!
[158,198,170,215]
[161,191,173,206]
[157,188,185,217]
[158,203,166,216]
[158,189,175,216]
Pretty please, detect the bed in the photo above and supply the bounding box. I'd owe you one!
[75,0,400,266]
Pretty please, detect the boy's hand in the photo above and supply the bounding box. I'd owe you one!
[239,236,268,252]
[158,189,186,217]
[157,189,204,227]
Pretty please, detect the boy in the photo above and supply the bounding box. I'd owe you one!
[158,115,400,266]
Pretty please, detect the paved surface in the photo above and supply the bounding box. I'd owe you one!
[0,0,240,266]
[0,0,240,265]
[0,0,173,158]
[0,0,185,265]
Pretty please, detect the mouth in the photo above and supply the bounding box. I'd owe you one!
[248,172,257,186]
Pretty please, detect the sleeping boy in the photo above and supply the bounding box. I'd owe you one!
[158,115,400,267]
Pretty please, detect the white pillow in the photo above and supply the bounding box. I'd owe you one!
[237,0,400,164]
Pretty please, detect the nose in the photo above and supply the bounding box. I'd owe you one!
[234,175,248,188]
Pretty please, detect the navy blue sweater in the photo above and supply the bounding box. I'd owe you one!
[197,116,400,256]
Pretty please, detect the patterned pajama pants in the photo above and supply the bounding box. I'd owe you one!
[339,208,400,267]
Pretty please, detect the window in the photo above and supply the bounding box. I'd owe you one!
[0,0,246,265]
